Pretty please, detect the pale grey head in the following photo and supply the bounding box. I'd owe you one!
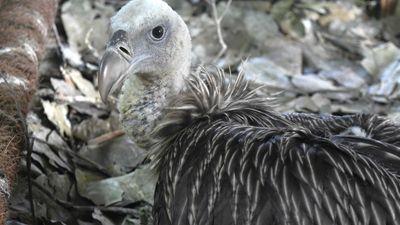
[98,0,192,147]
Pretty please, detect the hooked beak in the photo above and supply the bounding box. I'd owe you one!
[98,30,148,103]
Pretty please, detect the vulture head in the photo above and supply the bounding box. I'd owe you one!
[99,0,192,147]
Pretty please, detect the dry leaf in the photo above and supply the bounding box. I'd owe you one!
[42,100,72,137]
[61,66,100,101]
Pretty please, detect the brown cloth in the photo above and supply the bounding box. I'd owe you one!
[0,0,58,223]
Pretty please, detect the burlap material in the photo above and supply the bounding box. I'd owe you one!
[0,0,58,223]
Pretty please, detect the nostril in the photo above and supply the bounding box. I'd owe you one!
[119,46,130,56]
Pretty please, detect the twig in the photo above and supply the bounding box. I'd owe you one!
[208,0,232,61]
[88,130,125,146]
[52,23,66,66]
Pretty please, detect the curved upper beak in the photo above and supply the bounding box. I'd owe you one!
[98,30,131,103]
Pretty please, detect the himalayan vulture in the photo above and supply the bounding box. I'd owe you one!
[98,0,400,224]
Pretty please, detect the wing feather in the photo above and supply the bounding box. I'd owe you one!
[154,119,400,225]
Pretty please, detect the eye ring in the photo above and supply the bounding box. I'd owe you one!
[150,25,165,41]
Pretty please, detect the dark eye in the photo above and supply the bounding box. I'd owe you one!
[151,26,164,40]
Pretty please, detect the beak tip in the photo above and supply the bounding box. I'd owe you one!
[98,69,109,104]
[99,92,108,104]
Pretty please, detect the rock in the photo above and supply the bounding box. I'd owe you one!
[239,57,293,90]
[291,74,342,92]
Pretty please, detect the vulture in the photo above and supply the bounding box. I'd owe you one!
[98,0,400,224]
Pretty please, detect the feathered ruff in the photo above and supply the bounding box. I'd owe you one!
[150,68,291,169]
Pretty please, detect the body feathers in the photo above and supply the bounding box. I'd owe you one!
[152,70,400,225]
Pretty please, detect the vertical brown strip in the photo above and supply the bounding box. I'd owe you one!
[381,0,398,16]
[0,0,58,223]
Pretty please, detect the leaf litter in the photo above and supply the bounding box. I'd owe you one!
[8,0,400,224]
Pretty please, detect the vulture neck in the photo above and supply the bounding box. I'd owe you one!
[118,68,188,149]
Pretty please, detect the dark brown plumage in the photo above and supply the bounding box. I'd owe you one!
[98,1,400,224]
[152,70,400,225]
